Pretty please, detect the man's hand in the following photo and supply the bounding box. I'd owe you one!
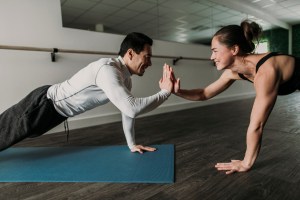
[130,145,157,154]
[159,64,173,93]
[215,160,251,174]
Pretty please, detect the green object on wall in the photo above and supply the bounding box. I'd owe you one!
[263,28,289,54]
[292,24,300,57]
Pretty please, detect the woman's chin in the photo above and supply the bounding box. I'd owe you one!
[216,65,224,70]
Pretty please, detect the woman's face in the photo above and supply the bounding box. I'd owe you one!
[210,36,235,70]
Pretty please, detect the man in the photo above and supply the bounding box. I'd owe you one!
[0,32,173,153]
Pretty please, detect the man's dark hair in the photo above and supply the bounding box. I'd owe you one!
[118,32,153,57]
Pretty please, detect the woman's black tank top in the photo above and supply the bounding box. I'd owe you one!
[238,52,300,95]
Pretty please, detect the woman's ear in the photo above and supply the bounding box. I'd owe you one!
[231,45,240,55]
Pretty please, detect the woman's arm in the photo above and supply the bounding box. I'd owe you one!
[243,66,280,167]
[174,69,238,101]
[215,65,281,174]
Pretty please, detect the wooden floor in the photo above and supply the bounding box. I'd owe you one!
[1,92,300,200]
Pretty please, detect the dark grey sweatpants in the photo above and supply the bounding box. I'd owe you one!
[0,85,67,151]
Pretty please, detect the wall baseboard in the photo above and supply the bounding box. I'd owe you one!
[47,92,255,134]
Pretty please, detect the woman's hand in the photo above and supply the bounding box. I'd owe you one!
[174,78,180,94]
[215,160,251,174]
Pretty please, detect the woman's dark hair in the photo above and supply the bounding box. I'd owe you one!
[213,20,262,54]
[118,32,153,57]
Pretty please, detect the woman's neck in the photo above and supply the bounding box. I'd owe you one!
[230,54,256,76]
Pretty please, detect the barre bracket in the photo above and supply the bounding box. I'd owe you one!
[51,48,59,62]
[173,56,182,65]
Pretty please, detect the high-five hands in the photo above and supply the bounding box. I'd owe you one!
[161,63,180,94]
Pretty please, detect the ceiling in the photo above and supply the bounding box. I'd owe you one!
[60,0,300,45]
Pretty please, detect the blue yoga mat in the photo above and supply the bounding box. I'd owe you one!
[0,144,174,183]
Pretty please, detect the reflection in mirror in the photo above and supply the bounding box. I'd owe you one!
[60,0,274,45]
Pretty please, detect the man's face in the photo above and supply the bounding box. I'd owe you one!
[128,44,152,76]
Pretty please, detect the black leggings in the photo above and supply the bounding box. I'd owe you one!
[0,85,67,151]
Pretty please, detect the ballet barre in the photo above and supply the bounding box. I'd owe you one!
[0,45,210,64]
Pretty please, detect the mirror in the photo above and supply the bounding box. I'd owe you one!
[60,0,274,45]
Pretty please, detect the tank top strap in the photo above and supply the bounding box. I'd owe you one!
[238,73,252,82]
[256,52,280,72]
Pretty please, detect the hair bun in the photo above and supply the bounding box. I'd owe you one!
[241,20,262,52]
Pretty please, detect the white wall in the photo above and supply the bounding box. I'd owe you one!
[0,0,255,133]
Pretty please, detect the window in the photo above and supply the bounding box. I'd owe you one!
[255,40,269,53]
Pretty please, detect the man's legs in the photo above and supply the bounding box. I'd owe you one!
[0,85,67,151]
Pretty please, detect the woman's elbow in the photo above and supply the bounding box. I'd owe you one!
[194,94,209,101]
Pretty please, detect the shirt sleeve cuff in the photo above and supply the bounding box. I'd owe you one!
[128,144,135,150]
[160,89,171,97]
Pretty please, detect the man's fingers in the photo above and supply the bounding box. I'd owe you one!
[142,146,156,151]
[131,145,157,154]
[131,148,143,154]
[137,149,143,154]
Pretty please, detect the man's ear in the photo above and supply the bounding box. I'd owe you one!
[127,48,134,60]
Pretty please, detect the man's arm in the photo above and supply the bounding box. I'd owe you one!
[97,64,172,153]
[122,113,156,153]
[97,65,172,118]
[121,113,136,149]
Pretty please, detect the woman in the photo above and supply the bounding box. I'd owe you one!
[173,20,300,174]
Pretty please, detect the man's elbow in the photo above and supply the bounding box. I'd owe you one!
[123,108,139,118]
